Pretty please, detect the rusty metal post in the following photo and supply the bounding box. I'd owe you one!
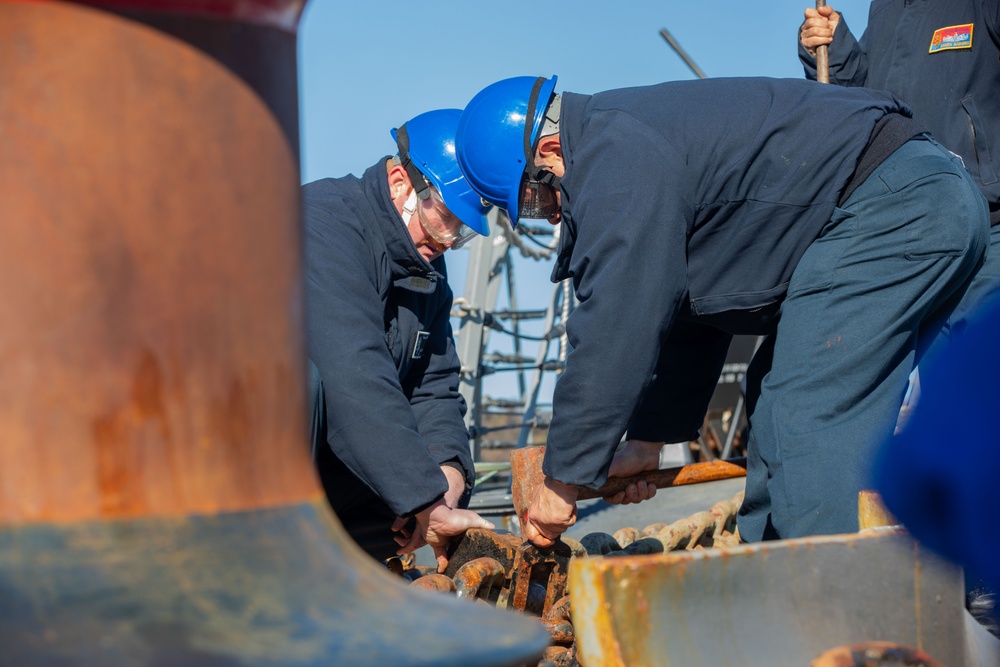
[0,3,549,664]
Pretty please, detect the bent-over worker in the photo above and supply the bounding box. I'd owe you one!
[304,109,494,571]
[454,75,990,546]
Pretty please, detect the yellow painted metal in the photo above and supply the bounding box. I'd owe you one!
[858,490,899,530]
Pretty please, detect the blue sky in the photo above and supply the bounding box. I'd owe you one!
[295,0,873,406]
[298,0,872,181]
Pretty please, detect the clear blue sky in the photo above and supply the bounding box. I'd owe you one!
[294,0,873,406]
[298,0,871,181]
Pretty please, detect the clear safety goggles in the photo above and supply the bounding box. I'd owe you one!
[416,186,480,250]
[518,176,560,220]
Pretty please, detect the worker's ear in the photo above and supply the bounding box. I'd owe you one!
[535,134,564,175]
[387,163,412,201]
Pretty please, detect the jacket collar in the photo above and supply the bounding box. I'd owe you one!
[550,93,589,283]
[362,158,443,290]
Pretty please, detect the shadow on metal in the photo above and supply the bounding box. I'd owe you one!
[0,2,549,665]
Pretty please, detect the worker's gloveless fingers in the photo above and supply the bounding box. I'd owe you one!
[522,516,558,548]
[432,546,450,574]
[605,481,657,505]
[395,530,426,555]
[800,6,839,54]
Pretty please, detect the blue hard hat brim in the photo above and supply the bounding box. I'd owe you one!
[441,189,490,236]
[391,111,490,237]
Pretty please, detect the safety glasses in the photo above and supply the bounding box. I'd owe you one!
[517,177,560,220]
[417,187,480,250]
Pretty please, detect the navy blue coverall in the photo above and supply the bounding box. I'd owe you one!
[544,78,989,541]
[799,0,1000,320]
[303,160,474,559]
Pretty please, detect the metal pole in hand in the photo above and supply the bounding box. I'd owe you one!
[816,0,830,83]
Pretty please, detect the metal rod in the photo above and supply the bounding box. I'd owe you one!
[659,27,708,80]
[816,0,830,83]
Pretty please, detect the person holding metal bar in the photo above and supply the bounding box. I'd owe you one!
[799,1,1000,327]
[304,109,495,571]
[454,74,989,546]
[801,3,1000,629]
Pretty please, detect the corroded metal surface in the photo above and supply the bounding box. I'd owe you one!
[505,540,573,617]
[0,0,310,524]
[569,528,1000,667]
[455,557,507,602]
[0,2,551,665]
[440,528,573,618]
[413,491,747,667]
[444,528,523,579]
[810,641,946,667]
[411,573,459,594]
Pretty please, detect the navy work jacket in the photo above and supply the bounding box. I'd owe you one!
[545,77,909,489]
[303,160,473,517]
[799,0,1000,222]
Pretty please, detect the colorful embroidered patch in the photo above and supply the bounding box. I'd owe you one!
[929,24,973,53]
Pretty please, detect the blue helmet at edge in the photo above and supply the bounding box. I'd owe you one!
[390,109,491,236]
[455,75,558,228]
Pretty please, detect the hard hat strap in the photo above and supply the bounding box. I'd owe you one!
[522,77,561,189]
[393,123,433,200]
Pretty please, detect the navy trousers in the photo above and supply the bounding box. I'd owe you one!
[738,137,990,541]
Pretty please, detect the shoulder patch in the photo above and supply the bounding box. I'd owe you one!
[393,275,436,294]
[929,24,973,53]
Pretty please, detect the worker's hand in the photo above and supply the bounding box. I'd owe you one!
[392,500,494,574]
[604,439,662,505]
[440,465,467,509]
[800,5,841,57]
[523,477,578,548]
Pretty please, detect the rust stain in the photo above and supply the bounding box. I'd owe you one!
[92,350,172,516]
[92,408,139,516]
[131,349,170,440]
[825,334,846,351]
[208,375,253,459]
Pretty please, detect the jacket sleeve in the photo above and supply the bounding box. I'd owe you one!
[627,320,732,443]
[799,13,869,87]
[405,270,475,496]
[303,190,448,517]
[542,110,691,490]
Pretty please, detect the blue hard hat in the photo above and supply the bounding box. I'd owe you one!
[456,75,558,227]
[391,109,490,236]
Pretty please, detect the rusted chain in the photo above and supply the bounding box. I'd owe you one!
[454,557,506,603]
[612,526,642,548]
[399,489,745,667]
[578,491,745,556]
[409,573,456,593]
[543,595,574,645]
